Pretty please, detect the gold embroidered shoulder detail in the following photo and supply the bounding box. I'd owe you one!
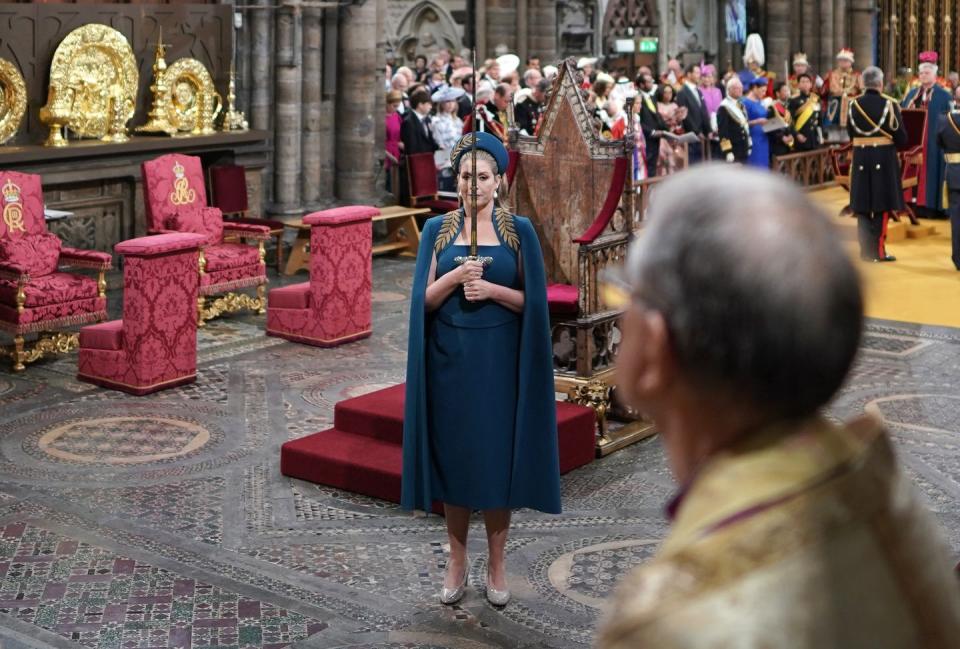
[434,210,462,254]
[495,207,519,252]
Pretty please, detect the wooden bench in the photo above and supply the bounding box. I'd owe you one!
[282,205,430,275]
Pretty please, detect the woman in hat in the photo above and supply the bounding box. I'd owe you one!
[743,76,773,168]
[402,132,561,608]
[430,86,466,191]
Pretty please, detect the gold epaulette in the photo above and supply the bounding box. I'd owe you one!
[720,138,732,153]
[881,93,899,103]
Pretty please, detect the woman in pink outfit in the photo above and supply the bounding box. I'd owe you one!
[385,90,404,192]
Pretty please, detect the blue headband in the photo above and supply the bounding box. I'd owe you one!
[450,132,509,175]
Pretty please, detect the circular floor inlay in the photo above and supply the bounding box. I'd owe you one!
[866,394,960,435]
[546,539,659,609]
[37,416,210,465]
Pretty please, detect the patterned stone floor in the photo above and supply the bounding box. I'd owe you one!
[1,258,960,649]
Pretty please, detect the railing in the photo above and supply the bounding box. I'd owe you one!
[772,146,840,189]
[577,232,631,316]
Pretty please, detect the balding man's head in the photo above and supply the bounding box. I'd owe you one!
[615,165,863,422]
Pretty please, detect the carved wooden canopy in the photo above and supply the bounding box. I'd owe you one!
[509,58,626,286]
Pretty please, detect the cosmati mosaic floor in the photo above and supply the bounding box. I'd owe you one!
[1,258,960,649]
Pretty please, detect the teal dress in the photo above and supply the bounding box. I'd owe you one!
[402,209,562,514]
[428,240,520,508]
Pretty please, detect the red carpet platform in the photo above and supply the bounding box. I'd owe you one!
[281,384,596,509]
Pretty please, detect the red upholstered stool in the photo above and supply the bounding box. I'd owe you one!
[78,233,207,395]
[547,283,580,317]
[267,205,378,347]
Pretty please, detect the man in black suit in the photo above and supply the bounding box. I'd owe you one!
[636,72,669,178]
[936,92,960,270]
[848,66,908,262]
[400,89,438,155]
[457,74,474,120]
[676,63,711,162]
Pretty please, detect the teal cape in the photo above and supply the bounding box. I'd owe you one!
[902,84,952,211]
[401,211,562,514]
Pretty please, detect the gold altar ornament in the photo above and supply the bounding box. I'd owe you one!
[39,23,138,147]
[0,58,27,145]
[220,64,249,132]
[145,57,222,136]
[138,32,176,136]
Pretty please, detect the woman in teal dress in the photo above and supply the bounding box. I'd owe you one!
[402,132,561,607]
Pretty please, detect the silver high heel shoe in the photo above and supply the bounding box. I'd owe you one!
[485,569,510,606]
[439,556,468,605]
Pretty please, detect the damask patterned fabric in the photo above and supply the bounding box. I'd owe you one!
[0,232,62,276]
[78,234,203,395]
[59,247,112,270]
[0,171,46,238]
[267,206,375,346]
[141,154,211,234]
[267,283,311,310]
[0,272,99,308]
[165,207,224,245]
[0,297,106,333]
[203,243,261,271]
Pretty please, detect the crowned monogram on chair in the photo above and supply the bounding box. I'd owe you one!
[169,161,197,206]
[2,179,25,235]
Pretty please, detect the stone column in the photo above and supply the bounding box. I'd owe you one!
[335,0,382,203]
[477,0,487,59]
[849,0,878,68]
[273,3,303,215]
[319,9,338,202]
[819,0,836,77]
[302,7,323,209]
[765,0,792,81]
[529,0,556,63]
[249,0,273,132]
[517,0,529,64]
[249,0,273,204]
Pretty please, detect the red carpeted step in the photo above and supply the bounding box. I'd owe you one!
[282,383,597,509]
[281,428,402,503]
[333,383,405,443]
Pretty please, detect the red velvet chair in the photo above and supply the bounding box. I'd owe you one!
[0,171,111,371]
[77,233,206,394]
[141,154,270,325]
[208,164,287,273]
[405,152,458,214]
[267,205,377,346]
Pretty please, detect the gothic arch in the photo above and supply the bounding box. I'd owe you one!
[392,1,461,64]
[602,0,659,53]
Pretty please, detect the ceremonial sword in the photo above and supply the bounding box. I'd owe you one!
[455,47,494,268]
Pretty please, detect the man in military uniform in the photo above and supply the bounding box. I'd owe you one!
[848,66,908,261]
[717,76,751,163]
[823,48,865,137]
[936,105,960,270]
[769,81,795,158]
[787,73,822,151]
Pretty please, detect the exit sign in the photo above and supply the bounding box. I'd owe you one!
[639,38,659,53]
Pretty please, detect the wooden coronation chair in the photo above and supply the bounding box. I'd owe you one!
[142,154,270,324]
[0,171,112,371]
[508,58,654,455]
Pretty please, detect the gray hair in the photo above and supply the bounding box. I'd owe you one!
[725,76,743,92]
[624,165,863,419]
[862,66,884,89]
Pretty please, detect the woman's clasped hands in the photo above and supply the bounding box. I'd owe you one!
[457,260,493,302]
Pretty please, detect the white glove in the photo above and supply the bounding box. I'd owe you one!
[726,153,734,163]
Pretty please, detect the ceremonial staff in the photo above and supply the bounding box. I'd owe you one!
[455,47,493,267]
